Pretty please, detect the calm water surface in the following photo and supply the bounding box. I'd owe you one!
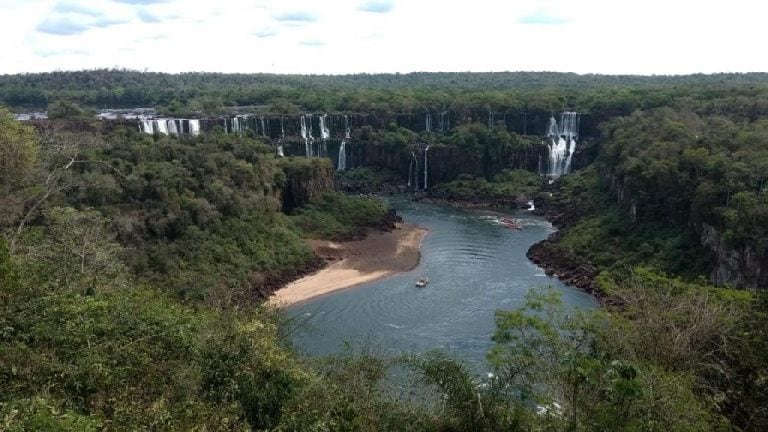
[288,197,596,370]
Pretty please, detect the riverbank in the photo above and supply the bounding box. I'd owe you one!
[269,223,427,306]
[525,182,604,300]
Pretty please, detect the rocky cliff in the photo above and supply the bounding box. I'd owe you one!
[277,158,335,212]
[700,223,767,288]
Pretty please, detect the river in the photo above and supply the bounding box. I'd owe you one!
[288,197,597,370]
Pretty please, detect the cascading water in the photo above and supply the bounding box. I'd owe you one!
[546,112,579,177]
[488,110,493,129]
[439,111,449,133]
[189,120,200,136]
[300,115,310,157]
[155,119,169,135]
[308,115,316,157]
[425,113,432,132]
[424,145,430,190]
[337,116,350,171]
[320,114,330,158]
[260,117,267,137]
[408,151,418,190]
[277,117,285,157]
[167,119,178,135]
[140,119,153,134]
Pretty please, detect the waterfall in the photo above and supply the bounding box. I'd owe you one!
[424,145,430,190]
[260,117,267,137]
[167,119,178,135]
[300,115,310,157]
[320,114,330,157]
[337,140,346,170]
[140,119,153,134]
[189,120,200,136]
[155,119,168,135]
[277,117,285,157]
[546,112,579,177]
[308,115,316,157]
[439,111,449,133]
[409,151,418,190]
[425,113,432,132]
[408,157,413,187]
[488,110,493,129]
[337,116,350,171]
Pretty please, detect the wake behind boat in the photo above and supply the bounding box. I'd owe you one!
[416,277,429,287]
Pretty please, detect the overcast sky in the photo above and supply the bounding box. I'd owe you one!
[1,0,766,75]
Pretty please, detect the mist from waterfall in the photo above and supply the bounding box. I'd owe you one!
[546,112,579,177]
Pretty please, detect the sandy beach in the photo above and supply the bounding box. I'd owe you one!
[269,223,427,306]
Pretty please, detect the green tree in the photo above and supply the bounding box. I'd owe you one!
[0,106,38,228]
[46,100,94,120]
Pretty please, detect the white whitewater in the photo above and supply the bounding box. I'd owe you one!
[425,113,432,132]
[337,116,350,171]
[320,114,330,157]
[300,115,310,157]
[277,117,285,157]
[189,120,200,136]
[424,145,430,190]
[139,119,153,134]
[546,112,579,177]
[155,120,169,135]
[260,117,267,137]
[167,120,178,135]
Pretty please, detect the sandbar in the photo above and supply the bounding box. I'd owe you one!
[269,223,427,306]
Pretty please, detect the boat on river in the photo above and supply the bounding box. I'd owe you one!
[499,217,522,230]
[415,277,429,287]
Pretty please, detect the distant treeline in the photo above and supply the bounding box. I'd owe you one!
[4,69,768,119]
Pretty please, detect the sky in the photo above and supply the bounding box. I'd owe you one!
[0,0,767,75]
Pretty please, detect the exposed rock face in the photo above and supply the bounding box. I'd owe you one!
[700,223,767,288]
[278,158,335,212]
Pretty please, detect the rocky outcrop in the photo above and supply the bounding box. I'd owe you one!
[278,158,335,212]
[527,233,600,294]
[700,223,767,288]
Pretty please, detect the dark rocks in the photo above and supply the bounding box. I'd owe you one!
[380,208,403,231]
[527,232,599,295]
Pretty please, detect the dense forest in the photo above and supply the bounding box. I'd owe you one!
[1,70,767,430]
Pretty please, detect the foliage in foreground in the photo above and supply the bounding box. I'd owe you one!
[3,230,765,431]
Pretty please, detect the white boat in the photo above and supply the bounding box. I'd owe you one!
[416,277,429,287]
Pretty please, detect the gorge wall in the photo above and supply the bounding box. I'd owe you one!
[701,223,767,289]
[278,158,335,212]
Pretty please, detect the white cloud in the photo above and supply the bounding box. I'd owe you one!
[0,0,766,75]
